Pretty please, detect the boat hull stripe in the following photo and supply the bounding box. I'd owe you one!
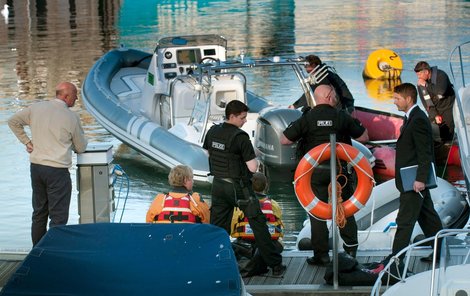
[141,122,158,144]
[129,117,146,138]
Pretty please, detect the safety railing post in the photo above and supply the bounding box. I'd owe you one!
[330,134,339,289]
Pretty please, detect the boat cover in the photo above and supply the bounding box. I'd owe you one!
[1,223,242,295]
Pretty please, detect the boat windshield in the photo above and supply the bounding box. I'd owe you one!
[156,34,227,50]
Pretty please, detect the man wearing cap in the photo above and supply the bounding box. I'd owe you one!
[414,61,455,143]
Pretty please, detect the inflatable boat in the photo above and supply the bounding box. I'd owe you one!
[82,34,380,182]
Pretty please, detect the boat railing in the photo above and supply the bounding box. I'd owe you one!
[449,41,470,183]
[370,228,470,296]
[165,56,315,142]
[449,41,470,131]
[199,56,315,109]
[449,40,470,89]
[187,67,250,142]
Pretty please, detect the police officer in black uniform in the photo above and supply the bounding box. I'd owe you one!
[281,85,369,265]
[203,100,286,276]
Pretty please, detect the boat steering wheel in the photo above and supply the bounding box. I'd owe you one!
[199,57,219,64]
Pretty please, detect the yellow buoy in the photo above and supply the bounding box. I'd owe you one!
[363,48,403,79]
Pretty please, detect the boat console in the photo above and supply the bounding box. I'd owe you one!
[152,35,227,87]
[140,34,252,137]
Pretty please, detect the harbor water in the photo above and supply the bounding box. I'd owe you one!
[1,0,469,250]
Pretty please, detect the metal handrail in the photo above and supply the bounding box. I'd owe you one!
[370,228,470,296]
[448,40,470,88]
[448,41,470,180]
[195,56,313,107]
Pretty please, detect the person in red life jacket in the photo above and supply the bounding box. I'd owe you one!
[146,165,210,224]
[232,172,284,241]
[231,172,284,277]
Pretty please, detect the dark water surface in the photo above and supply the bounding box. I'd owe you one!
[1,0,469,249]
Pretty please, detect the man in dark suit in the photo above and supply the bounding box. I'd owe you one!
[391,83,443,262]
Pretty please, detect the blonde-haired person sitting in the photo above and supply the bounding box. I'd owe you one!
[146,165,210,223]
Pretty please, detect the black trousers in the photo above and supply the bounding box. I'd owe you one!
[30,163,72,246]
[392,189,443,257]
[210,178,282,267]
[310,168,358,256]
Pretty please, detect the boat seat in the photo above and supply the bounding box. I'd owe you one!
[171,79,201,123]
[208,78,246,119]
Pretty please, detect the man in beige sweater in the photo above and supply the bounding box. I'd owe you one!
[8,82,88,246]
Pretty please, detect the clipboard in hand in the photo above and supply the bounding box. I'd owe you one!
[400,163,437,192]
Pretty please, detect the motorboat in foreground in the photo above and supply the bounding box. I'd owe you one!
[82,34,408,183]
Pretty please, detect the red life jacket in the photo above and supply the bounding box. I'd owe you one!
[154,194,199,223]
[232,198,283,240]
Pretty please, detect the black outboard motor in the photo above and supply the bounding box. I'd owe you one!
[254,107,302,179]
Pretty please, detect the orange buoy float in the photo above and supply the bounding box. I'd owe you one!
[363,48,403,79]
[294,143,374,220]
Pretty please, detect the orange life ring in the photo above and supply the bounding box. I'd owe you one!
[294,143,374,220]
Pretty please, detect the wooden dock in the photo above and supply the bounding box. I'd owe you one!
[1,248,440,295]
[242,249,430,296]
[0,252,27,291]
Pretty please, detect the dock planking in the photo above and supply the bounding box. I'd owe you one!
[242,249,440,295]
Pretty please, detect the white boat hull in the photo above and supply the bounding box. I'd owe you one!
[382,264,470,296]
[296,177,469,251]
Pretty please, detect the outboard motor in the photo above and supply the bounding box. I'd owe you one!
[254,106,376,181]
[254,107,302,179]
